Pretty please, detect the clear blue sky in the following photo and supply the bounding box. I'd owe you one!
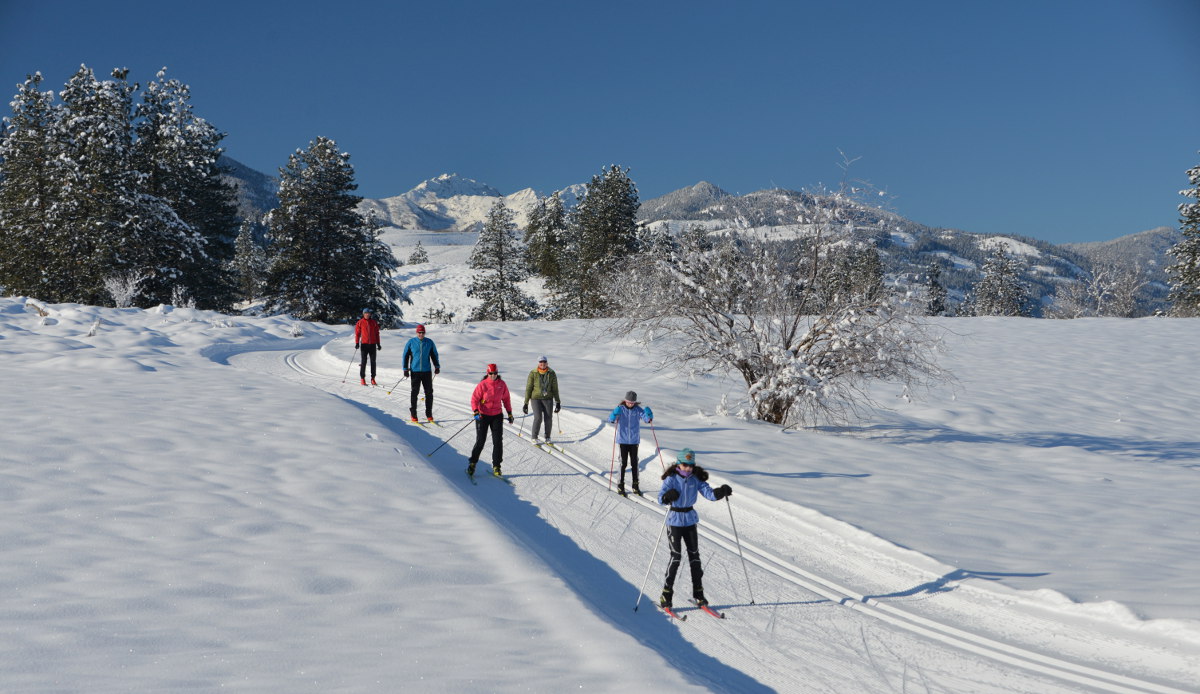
[2,0,1197,244]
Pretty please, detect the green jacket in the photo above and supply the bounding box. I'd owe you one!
[524,368,560,403]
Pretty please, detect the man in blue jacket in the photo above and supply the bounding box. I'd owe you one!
[657,448,732,609]
[402,324,441,422]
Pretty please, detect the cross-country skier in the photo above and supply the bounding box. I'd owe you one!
[468,363,514,478]
[354,308,381,386]
[402,324,440,423]
[522,355,561,443]
[657,448,732,610]
[608,390,653,495]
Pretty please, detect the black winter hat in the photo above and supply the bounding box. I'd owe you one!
[624,390,637,402]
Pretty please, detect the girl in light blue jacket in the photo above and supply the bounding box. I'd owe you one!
[608,390,653,495]
[657,448,732,609]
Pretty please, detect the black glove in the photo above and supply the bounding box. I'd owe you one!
[661,488,680,505]
[376,344,381,351]
[434,367,440,375]
[554,402,561,413]
[713,484,732,500]
[507,413,514,424]
[403,370,410,378]
[522,403,529,414]
[354,343,359,349]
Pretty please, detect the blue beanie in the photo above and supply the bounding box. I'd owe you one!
[677,448,696,465]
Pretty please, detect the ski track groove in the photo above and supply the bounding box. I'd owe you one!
[239,346,1195,694]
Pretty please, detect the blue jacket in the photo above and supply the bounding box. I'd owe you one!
[609,403,653,445]
[658,465,716,527]
[402,337,440,372]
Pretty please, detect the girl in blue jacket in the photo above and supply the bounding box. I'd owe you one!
[657,448,732,609]
[608,391,653,495]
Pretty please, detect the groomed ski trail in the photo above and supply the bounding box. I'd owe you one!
[226,339,1198,694]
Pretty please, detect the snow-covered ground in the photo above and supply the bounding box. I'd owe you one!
[2,235,1198,692]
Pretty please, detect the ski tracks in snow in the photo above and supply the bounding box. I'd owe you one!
[230,344,1196,694]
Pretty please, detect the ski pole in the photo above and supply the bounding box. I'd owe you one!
[649,420,668,471]
[426,418,474,457]
[518,409,526,438]
[385,373,408,395]
[725,497,756,605]
[608,422,618,491]
[341,343,359,383]
[634,511,670,612]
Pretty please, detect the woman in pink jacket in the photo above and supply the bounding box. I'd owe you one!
[467,363,514,478]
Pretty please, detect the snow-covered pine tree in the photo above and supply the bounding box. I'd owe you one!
[55,66,202,306]
[262,136,407,326]
[925,260,947,316]
[133,69,239,309]
[1167,155,1200,317]
[407,240,429,264]
[466,200,538,321]
[550,165,639,318]
[523,191,566,280]
[972,246,1032,317]
[0,73,64,299]
[231,219,267,303]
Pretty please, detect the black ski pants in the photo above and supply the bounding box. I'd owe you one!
[359,343,378,379]
[468,413,504,468]
[662,524,703,601]
[618,443,640,489]
[410,371,434,418]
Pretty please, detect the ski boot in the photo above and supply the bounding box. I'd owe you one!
[659,588,673,609]
[370,378,377,385]
[693,589,708,608]
[467,461,477,477]
[617,484,627,497]
[426,416,435,424]
[359,378,366,386]
[492,465,503,478]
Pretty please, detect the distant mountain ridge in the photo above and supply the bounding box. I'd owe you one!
[220,162,1177,313]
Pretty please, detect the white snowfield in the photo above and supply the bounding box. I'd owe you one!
[1,296,1198,693]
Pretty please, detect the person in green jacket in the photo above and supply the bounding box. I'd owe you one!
[522,355,561,443]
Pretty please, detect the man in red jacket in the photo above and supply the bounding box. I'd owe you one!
[354,308,381,385]
[467,363,514,477]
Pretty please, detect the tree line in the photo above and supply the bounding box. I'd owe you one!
[0,66,403,324]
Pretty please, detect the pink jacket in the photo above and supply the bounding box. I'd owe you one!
[470,378,512,416]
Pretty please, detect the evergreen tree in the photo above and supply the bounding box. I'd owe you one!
[133,69,239,309]
[407,240,429,264]
[1167,155,1200,316]
[523,191,566,279]
[466,200,538,321]
[925,261,947,316]
[231,219,267,303]
[262,136,407,326]
[550,165,639,318]
[0,73,63,299]
[56,66,202,306]
[972,246,1032,317]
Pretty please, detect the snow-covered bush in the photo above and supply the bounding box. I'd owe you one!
[611,224,948,427]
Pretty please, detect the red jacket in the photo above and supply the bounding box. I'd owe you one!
[355,317,381,345]
[470,377,512,416]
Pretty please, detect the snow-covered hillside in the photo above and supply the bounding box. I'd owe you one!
[3,237,1199,692]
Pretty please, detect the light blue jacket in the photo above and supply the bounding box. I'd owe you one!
[609,403,653,445]
[402,337,440,372]
[658,466,717,527]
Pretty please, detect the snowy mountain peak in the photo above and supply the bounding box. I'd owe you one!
[409,173,501,201]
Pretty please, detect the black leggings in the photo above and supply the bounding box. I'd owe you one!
[662,524,703,599]
[359,344,377,378]
[619,443,639,488]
